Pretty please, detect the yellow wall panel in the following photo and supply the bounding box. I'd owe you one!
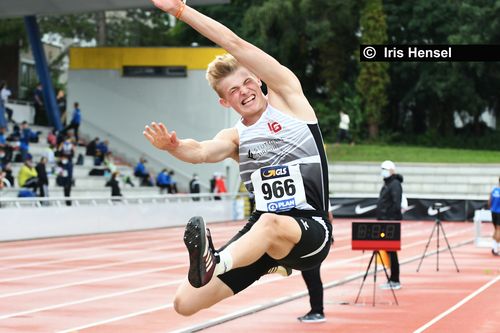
[70,47,225,70]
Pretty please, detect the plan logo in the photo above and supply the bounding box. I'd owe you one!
[267,198,295,212]
[261,165,289,179]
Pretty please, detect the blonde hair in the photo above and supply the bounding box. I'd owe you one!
[206,54,240,96]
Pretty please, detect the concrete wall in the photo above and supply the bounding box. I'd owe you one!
[0,199,242,241]
[67,47,241,192]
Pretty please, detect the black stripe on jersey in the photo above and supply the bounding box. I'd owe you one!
[307,123,330,210]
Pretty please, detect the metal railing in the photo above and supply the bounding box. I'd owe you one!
[0,192,248,209]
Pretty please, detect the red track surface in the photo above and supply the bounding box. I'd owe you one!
[0,219,498,332]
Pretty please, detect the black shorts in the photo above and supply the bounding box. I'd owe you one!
[217,210,333,294]
[493,212,500,227]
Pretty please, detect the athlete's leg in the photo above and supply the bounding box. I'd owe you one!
[222,213,301,269]
[174,277,233,316]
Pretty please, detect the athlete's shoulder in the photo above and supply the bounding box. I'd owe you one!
[267,90,317,123]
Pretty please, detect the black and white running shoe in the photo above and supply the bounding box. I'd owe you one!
[184,216,218,288]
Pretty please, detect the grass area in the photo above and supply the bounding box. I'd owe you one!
[325,143,500,163]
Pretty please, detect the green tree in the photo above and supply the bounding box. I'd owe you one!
[356,0,389,139]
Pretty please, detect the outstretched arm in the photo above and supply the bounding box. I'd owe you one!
[151,0,315,120]
[143,122,238,164]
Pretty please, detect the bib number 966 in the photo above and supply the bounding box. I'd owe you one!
[261,179,296,200]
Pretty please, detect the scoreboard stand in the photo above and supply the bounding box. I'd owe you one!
[352,221,401,306]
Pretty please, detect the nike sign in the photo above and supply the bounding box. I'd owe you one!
[427,206,451,216]
[355,204,377,215]
[403,205,416,212]
[331,205,342,211]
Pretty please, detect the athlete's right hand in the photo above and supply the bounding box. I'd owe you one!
[143,122,180,151]
[150,0,184,14]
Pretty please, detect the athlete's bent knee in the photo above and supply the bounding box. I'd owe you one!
[173,295,199,316]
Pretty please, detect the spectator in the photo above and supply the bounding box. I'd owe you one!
[134,157,150,186]
[56,89,67,126]
[335,110,354,146]
[33,83,46,126]
[47,129,57,146]
[156,168,171,194]
[0,146,7,169]
[2,162,14,187]
[56,156,73,206]
[169,170,178,194]
[35,157,49,199]
[103,151,117,174]
[106,171,123,199]
[44,144,56,174]
[488,177,500,256]
[6,124,21,142]
[1,81,14,123]
[63,102,81,144]
[377,160,403,290]
[86,137,99,156]
[214,173,227,198]
[57,135,76,162]
[0,128,13,165]
[189,173,201,200]
[17,155,38,193]
[21,121,40,143]
[210,173,217,199]
[94,139,109,166]
[0,169,5,191]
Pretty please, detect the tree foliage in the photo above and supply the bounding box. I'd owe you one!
[356,0,389,139]
[1,0,498,148]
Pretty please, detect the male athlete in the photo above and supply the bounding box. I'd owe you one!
[145,0,332,316]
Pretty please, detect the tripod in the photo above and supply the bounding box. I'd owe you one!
[355,251,399,306]
[416,208,459,272]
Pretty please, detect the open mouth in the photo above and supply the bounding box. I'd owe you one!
[241,95,256,105]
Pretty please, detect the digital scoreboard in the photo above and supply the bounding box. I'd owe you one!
[352,222,401,251]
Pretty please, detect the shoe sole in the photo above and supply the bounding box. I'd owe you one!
[184,216,207,288]
[298,318,326,323]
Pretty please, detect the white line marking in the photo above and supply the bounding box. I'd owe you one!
[0,261,185,299]
[0,244,182,283]
[413,274,500,333]
[0,280,179,320]
[56,303,174,333]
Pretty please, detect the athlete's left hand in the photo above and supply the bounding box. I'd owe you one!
[143,122,180,151]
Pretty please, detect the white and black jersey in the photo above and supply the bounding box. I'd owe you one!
[236,104,329,214]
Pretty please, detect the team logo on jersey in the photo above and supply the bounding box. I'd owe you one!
[267,121,282,134]
[261,165,289,179]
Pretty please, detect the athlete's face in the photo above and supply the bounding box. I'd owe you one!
[217,67,267,122]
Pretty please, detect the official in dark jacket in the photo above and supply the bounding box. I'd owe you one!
[377,160,403,290]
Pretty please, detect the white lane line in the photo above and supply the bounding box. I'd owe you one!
[0,280,180,320]
[0,222,240,261]
[56,303,174,333]
[0,259,185,299]
[0,249,179,284]
[0,226,239,270]
[413,274,500,333]
[0,239,177,271]
[0,234,175,261]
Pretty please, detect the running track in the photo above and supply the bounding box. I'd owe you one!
[0,219,498,332]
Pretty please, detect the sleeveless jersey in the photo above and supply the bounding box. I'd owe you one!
[236,104,329,213]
